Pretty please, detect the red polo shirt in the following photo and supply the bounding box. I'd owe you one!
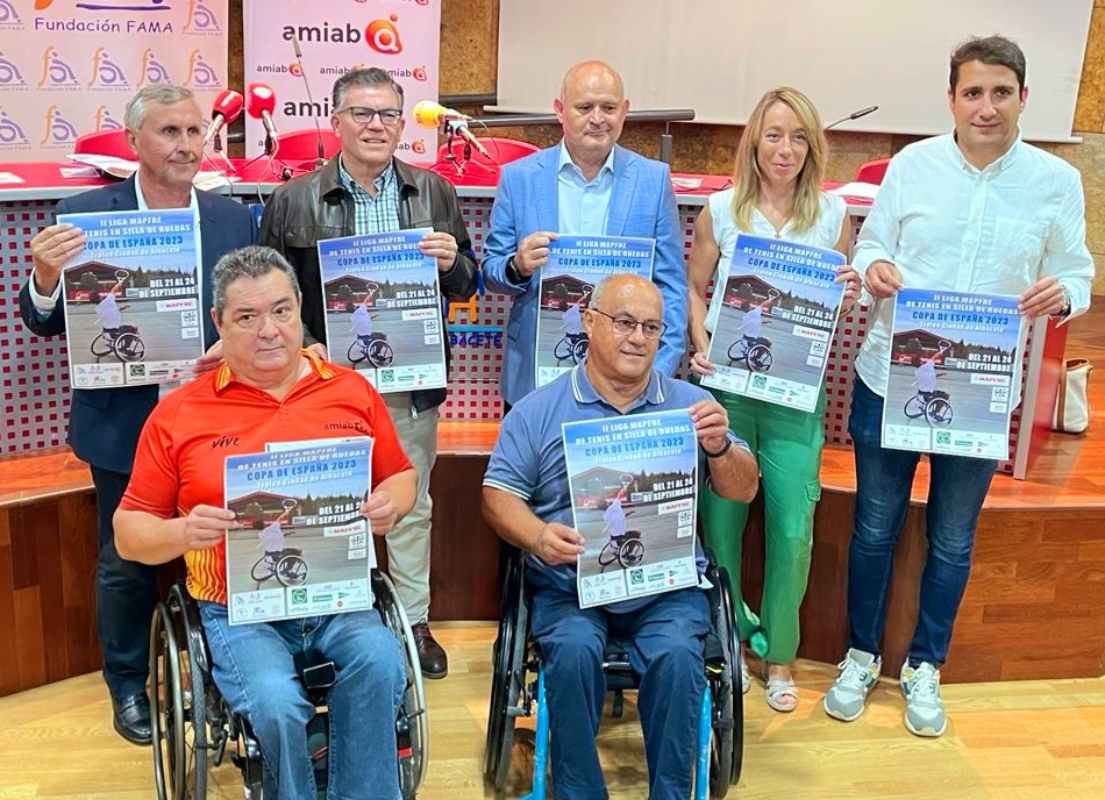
[119,351,413,604]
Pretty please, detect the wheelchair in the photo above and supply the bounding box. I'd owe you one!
[149,570,428,800]
[484,548,743,799]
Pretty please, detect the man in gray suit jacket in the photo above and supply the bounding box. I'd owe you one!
[482,60,687,409]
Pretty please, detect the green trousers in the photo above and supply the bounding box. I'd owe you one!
[699,388,825,663]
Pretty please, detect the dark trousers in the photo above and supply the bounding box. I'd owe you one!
[91,465,160,698]
[846,378,998,667]
[530,581,710,800]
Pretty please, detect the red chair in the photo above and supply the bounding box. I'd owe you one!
[73,129,136,159]
[855,158,890,184]
[275,129,341,161]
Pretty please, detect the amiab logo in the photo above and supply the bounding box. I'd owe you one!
[412,65,428,82]
[0,0,23,30]
[41,104,79,147]
[89,47,129,89]
[0,51,27,89]
[410,138,426,155]
[366,15,402,54]
[38,46,80,89]
[94,105,123,131]
[184,49,220,88]
[184,0,220,34]
[139,48,172,86]
[0,108,30,148]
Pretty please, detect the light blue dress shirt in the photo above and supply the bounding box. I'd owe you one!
[556,141,615,235]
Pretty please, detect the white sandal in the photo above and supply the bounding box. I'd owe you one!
[765,674,799,712]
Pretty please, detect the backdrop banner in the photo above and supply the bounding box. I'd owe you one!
[242,0,441,159]
[0,0,228,162]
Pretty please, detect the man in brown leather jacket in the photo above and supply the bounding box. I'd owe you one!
[260,67,478,678]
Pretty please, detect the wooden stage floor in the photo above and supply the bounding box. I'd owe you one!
[0,623,1102,800]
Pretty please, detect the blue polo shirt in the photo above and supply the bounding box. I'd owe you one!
[484,364,748,612]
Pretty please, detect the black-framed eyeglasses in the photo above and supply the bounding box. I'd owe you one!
[335,107,403,126]
[588,308,666,339]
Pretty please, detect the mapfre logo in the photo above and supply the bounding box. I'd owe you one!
[366,15,402,54]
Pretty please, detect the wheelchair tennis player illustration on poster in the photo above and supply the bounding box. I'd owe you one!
[904,339,955,426]
[89,270,145,362]
[553,282,594,366]
[346,283,395,368]
[726,286,779,372]
[245,499,309,588]
[595,482,645,573]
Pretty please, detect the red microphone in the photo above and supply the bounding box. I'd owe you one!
[204,89,244,146]
[246,82,278,149]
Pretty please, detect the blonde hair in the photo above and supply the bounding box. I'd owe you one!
[730,87,828,234]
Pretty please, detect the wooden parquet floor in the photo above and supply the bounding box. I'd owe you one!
[0,623,1102,800]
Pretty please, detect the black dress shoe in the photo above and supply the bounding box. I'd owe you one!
[111,691,152,746]
[411,622,448,679]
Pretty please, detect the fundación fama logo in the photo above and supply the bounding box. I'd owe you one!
[0,0,23,30]
[38,45,80,89]
[184,49,220,88]
[41,104,79,146]
[139,48,173,86]
[184,0,221,35]
[89,47,130,89]
[94,105,123,131]
[0,51,27,89]
[0,108,30,148]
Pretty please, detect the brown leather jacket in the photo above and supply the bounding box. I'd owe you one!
[260,156,479,412]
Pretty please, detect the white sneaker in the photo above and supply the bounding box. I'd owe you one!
[740,649,751,695]
[823,648,881,722]
[900,661,947,737]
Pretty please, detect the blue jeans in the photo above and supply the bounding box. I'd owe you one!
[847,377,997,667]
[529,576,710,800]
[198,604,406,800]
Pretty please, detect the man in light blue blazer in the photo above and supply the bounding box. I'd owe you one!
[483,60,686,408]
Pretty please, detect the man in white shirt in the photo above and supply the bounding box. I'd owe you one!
[562,300,584,338]
[96,286,124,333]
[823,36,1094,738]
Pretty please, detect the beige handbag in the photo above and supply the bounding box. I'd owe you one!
[1051,358,1094,434]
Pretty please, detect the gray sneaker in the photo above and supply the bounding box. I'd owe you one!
[900,661,947,737]
[823,648,881,722]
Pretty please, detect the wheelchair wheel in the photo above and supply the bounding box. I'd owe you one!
[484,549,530,792]
[553,336,572,362]
[726,339,744,365]
[712,565,743,791]
[618,534,645,568]
[571,336,589,364]
[373,571,429,799]
[747,344,772,373]
[275,554,309,587]
[925,397,953,426]
[90,332,113,358]
[347,339,368,365]
[114,331,145,362]
[904,393,926,419]
[368,340,394,368]
[150,591,209,800]
[249,555,274,583]
[597,539,619,572]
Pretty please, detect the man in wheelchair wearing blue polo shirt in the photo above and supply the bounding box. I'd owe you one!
[483,274,759,799]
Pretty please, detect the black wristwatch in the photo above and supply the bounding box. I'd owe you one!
[506,256,528,285]
[1054,288,1072,320]
[703,438,732,459]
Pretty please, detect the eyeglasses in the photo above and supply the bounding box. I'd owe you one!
[588,308,666,339]
[335,106,403,126]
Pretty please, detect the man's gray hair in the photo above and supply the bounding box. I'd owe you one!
[123,84,195,133]
[331,67,404,111]
[213,246,301,321]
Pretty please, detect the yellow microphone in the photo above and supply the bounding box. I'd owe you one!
[412,99,489,158]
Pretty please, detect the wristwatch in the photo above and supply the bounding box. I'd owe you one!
[703,438,732,459]
[506,256,527,285]
[1053,287,1072,320]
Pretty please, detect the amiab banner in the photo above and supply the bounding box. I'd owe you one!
[242,0,441,159]
[0,0,228,162]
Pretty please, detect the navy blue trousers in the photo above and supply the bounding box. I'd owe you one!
[530,581,710,800]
